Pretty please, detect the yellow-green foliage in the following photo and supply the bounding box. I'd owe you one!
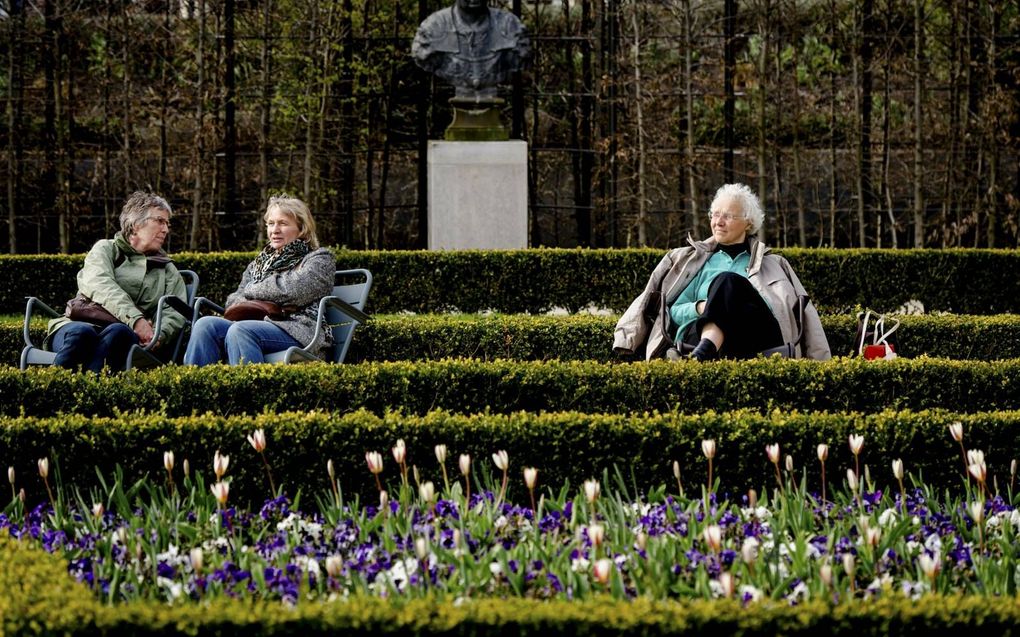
[0,536,97,635]
[2,541,1020,637]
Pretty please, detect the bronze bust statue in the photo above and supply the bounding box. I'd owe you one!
[412,0,531,100]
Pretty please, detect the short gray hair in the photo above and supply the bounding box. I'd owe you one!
[120,191,172,237]
[710,183,764,236]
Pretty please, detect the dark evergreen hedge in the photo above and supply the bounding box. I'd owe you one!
[1,358,1019,418]
[8,312,1020,366]
[3,247,1020,314]
[0,408,1009,506]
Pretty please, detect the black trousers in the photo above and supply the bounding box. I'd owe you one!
[683,272,784,359]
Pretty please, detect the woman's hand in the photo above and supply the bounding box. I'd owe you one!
[133,317,155,346]
[696,300,706,315]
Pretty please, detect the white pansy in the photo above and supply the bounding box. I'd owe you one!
[571,556,591,573]
[878,508,898,527]
[156,576,183,602]
[924,533,943,553]
[489,562,503,576]
[767,561,790,579]
[370,558,418,593]
[708,579,724,598]
[739,584,764,602]
[785,580,809,602]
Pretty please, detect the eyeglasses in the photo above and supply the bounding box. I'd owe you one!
[144,216,171,229]
[709,211,744,223]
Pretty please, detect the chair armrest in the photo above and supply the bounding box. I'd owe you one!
[146,294,192,353]
[296,296,370,358]
[23,297,62,348]
[164,296,194,317]
[191,297,226,323]
[323,296,370,323]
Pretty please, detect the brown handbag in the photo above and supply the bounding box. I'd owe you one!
[65,294,120,327]
[223,299,293,322]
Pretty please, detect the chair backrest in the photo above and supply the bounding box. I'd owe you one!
[181,270,199,305]
[326,269,372,363]
[168,269,199,363]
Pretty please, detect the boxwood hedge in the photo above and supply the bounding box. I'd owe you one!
[7,312,1020,366]
[4,537,1020,635]
[1,358,1018,418]
[3,247,1020,314]
[0,408,1011,506]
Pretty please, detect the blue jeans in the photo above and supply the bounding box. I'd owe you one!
[51,321,138,372]
[183,316,300,365]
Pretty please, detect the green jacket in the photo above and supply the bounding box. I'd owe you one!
[47,232,187,347]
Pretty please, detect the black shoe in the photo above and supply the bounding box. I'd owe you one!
[689,338,718,362]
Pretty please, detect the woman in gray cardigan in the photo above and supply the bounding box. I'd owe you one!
[184,196,335,365]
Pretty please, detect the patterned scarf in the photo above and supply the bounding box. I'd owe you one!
[250,239,311,283]
[248,239,326,338]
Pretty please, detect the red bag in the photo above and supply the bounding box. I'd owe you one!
[856,310,899,360]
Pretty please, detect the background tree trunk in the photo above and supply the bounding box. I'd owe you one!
[912,0,924,247]
[190,0,207,250]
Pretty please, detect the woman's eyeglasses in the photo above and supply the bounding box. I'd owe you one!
[709,211,743,223]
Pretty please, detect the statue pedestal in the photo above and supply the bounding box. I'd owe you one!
[427,140,528,250]
[446,98,508,141]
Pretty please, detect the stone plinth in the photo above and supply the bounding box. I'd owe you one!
[427,141,528,250]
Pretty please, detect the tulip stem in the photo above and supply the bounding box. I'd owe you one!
[42,476,56,513]
[706,458,713,496]
[259,451,277,496]
[497,469,508,506]
[820,460,827,503]
[957,440,970,480]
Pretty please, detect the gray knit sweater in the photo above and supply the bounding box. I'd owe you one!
[225,247,336,358]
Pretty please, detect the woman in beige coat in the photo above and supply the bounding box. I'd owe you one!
[613,183,830,362]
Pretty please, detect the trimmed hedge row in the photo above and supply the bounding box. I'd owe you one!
[0,409,1012,506]
[348,313,1020,362]
[4,537,1020,635]
[4,247,1020,314]
[1,357,1019,417]
[8,312,1020,365]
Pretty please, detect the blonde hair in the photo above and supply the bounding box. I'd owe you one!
[264,196,319,249]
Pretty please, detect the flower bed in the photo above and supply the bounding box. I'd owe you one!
[2,429,1015,607]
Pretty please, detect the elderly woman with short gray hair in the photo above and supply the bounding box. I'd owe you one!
[614,183,830,362]
[184,196,335,365]
[46,191,188,371]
